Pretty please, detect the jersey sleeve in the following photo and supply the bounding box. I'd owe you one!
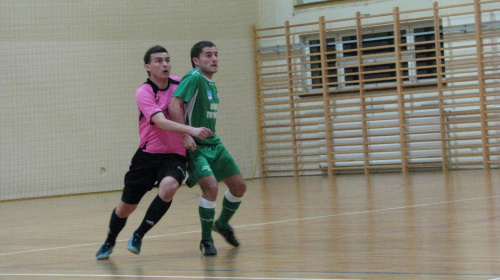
[173,72,199,103]
[136,85,162,124]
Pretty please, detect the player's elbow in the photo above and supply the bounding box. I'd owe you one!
[168,97,182,109]
[168,98,184,118]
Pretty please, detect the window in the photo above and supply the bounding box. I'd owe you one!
[303,21,444,91]
[309,38,337,88]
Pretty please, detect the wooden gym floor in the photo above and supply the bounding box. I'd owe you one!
[1,169,499,280]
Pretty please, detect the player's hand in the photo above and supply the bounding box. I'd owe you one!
[183,134,197,151]
[189,127,214,140]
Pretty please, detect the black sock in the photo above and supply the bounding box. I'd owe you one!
[105,208,127,245]
[135,195,172,237]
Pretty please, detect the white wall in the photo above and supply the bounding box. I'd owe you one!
[0,0,259,200]
[260,0,474,28]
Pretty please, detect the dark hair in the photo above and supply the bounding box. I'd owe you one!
[144,45,168,64]
[190,41,216,68]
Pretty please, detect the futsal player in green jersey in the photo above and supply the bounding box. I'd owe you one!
[169,41,247,256]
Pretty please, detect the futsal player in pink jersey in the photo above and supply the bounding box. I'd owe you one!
[96,45,213,260]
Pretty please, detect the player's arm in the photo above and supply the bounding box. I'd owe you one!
[151,111,213,141]
[168,96,197,151]
[167,96,184,125]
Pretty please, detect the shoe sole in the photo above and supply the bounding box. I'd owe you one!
[201,250,217,256]
[96,246,113,260]
[96,254,110,260]
[127,245,140,255]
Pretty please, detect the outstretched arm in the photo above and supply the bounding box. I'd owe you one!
[151,105,212,147]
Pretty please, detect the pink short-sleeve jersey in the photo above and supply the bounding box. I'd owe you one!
[135,77,185,156]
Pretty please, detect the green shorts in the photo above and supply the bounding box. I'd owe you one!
[185,142,240,188]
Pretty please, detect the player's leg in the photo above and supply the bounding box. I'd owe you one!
[211,146,246,247]
[128,154,186,255]
[186,146,219,255]
[218,172,246,225]
[133,177,180,238]
[127,177,179,254]
[197,175,219,255]
[213,173,246,247]
[96,202,136,260]
[111,201,138,242]
[96,149,156,260]
[96,197,143,260]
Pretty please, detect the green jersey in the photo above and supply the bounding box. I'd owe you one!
[173,68,221,145]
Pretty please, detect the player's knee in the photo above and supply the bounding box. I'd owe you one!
[158,179,179,202]
[231,181,246,197]
[200,184,218,200]
[115,202,136,218]
[158,189,175,202]
[223,173,246,196]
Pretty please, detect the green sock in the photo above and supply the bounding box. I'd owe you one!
[216,196,241,229]
[199,206,215,241]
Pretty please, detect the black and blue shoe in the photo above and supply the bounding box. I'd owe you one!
[96,242,114,260]
[127,233,142,255]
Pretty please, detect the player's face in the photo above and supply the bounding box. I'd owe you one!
[196,46,218,78]
[145,52,171,81]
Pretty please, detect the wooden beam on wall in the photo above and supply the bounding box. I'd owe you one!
[252,25,266,177]
[285,21,300,176]
[433,2,449,171]
[356,12,370,175]
[474,0,491,170]
[393,7,408,173]
[318,16,335,178]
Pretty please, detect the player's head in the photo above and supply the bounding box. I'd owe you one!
[144,45,168,64]
[144,45,170,78]
[190,41,216,68]
[144,45,169,78]
[190,41,218,78]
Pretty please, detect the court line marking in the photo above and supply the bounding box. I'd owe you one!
[0,274,358,280]
[233,194,500,229]
[1,194,499,257]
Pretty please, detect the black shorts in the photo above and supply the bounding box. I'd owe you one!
[121,149,187,204]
